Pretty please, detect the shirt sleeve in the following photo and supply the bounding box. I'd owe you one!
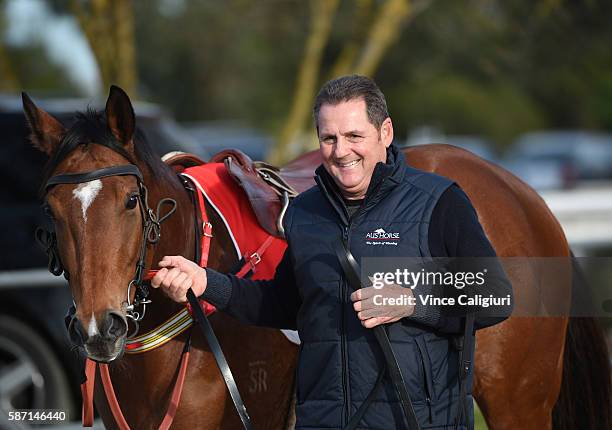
[200,248,301,330]
[407,185,514,333]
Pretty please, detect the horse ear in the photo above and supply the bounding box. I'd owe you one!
[105,85,135,146]
[22,92,66,156]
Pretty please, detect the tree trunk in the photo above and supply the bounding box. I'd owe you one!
[0,42,19,91]
[300,0,427,153]
[327,0,374,79]
[354,0,413,76]
[268,0,340,165]
[71,0,137,95]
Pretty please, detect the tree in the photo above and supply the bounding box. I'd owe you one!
[268,0,340,165]
[70,0,137,95]
[268,0,431,165]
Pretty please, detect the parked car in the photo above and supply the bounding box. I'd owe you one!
[0,94,204,420]
[503,131,612,190]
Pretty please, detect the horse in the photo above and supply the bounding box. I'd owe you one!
[22,86,610,430]
[23,87,298,429]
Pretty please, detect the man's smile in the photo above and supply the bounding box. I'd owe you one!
[336,159,362,169]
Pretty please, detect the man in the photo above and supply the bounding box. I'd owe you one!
[152,75,512,429]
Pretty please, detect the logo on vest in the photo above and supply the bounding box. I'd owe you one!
[365,228,400,246]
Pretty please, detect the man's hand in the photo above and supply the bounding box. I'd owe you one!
[350,284,415,328]
[150,256,207,303]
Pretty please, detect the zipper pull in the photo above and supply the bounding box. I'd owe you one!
[427,396,433,423]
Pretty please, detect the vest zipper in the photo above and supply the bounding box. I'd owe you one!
[415,337,434,423]
[341,224,351,425]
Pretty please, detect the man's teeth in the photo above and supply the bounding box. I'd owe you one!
[338,160,360,167]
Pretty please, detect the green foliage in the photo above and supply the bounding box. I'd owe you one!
[2,0,612,148]
[133,0,309,131]
[389,75,545,147]
[4,44,79,95]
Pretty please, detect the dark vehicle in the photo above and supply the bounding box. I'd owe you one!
[0,94,204,419]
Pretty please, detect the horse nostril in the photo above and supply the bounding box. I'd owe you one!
[103,311,128,339]
[68,317,88,345]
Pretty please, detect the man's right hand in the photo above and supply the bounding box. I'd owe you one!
[150,255,207,303]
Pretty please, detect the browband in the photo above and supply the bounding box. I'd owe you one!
[45,165,143,190]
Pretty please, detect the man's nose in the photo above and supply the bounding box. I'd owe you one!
[333,137,351,159]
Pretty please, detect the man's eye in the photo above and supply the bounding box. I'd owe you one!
[126,195,139,210]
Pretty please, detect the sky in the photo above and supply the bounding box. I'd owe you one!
[3,0,100,95]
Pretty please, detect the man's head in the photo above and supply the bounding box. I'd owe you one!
[314,75,393,200]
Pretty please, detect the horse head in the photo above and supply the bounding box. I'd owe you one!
[23,86,185,362]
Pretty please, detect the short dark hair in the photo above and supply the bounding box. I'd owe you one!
[313,75,389,130]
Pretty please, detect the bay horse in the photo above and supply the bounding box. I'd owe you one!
[22,86,609,430]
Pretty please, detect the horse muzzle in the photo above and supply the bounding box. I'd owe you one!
[67,310,128,362]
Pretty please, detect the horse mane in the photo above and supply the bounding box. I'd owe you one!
[40,108,179,195]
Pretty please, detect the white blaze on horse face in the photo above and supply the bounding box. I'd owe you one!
[87,313,99,337]
[72,180,103,223]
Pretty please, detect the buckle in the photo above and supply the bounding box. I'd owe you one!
[203,222,213,238]
[248,252,261,266]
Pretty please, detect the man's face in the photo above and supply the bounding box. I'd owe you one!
[318,98,393,200]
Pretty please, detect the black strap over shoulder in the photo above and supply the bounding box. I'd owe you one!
[455,312,475,430]
[334,240,421,430]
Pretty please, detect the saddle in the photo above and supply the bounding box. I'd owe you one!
[162,149,322,237]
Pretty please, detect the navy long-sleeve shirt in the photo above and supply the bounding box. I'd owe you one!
[201,184,513,333]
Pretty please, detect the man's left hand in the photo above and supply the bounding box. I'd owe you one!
[350,284,415,328]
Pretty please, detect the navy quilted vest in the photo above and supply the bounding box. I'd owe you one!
[283,145,475,430]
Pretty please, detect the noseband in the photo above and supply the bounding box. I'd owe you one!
[38,164,176,322]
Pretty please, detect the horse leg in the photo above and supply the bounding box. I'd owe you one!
[474,317,567,430]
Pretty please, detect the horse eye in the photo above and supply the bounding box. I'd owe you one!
[42,204,54,219]
[126,195,139,210]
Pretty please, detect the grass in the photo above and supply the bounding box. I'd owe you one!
[474,402,488,429]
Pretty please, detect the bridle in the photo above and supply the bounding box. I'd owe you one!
[38,164,176,323]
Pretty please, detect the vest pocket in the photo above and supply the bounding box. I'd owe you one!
[415,335,435,423]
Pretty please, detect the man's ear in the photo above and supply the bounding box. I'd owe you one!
[381,117,394,148]
[22,92,66,156]
[105,85,135,147]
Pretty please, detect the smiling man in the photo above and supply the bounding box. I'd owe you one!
[317,96,393,200]
[152,75,512,429]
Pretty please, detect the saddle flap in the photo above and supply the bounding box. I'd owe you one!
[224,154,283,237]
